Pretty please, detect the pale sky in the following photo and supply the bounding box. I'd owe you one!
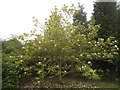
[1,0,118,39]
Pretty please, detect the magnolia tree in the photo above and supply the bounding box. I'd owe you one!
[17,5,119,83]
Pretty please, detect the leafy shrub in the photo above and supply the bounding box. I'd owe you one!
[2,54,21,88]
[2,38,23,88]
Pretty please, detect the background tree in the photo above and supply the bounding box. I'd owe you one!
[73,3,88,28]
[93,0,118,39]
[92,0,119,80]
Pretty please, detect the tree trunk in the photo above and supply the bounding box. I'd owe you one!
[59,57,62,81]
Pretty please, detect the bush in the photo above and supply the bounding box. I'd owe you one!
[2,54,21,88]
[2,38,23,88]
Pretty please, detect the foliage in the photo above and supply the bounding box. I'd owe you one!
[17,5,119,84]
[2,38,23,88]
[93,1,120,80]
[93,1,118,39]
[73,3,88,27]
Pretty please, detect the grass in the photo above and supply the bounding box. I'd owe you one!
[86,79,118,88]
[20,76,119,89]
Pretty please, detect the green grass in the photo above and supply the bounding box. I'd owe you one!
[87,80,118,88]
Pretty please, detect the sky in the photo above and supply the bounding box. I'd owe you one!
[0,0,119,39]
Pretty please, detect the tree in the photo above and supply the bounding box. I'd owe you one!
[117,2,120,41]
[93,0,118,39]
[17,5,119,86]
[73,3,88,27]
[92,0,119,80]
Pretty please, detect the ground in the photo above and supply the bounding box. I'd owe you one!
[20,76,119,89]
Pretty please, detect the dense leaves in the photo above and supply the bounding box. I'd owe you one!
[18,5,119,82]
[2,38,23,88]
